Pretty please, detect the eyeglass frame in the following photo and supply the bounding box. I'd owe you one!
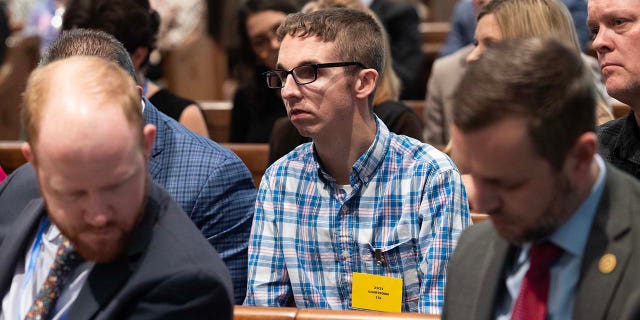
[262,62,367,89]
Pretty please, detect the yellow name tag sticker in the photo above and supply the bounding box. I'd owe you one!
[351,272,403,312]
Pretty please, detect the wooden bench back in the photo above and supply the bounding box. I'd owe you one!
[201,100,232,143]
[233,306,439,320]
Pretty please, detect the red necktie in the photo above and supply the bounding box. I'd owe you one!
[511,242,563,320]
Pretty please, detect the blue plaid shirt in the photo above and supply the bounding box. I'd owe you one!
[245,118,470,314]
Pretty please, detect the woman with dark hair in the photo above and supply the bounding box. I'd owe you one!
[229,0,298,143]
[62,0,210,137]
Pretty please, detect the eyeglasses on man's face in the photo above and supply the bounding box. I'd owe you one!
[262,62,366,89]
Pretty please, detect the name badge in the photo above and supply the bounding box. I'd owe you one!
[351,272,403,312]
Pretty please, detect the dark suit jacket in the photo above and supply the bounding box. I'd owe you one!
[443,164,640,320]
[0,181,233,319]
[0,99,255,304]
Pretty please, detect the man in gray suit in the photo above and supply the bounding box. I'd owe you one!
[0,56,232,319]
[444,38,640,320]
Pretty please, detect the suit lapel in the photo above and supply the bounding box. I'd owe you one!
[0,199,45,295]
[67,183,161,319]
[574,167,633,319]
[473,234,513,320]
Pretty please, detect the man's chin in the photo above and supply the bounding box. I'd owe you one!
[73,234,128,263]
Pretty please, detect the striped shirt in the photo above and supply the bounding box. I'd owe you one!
[245,118,471,314]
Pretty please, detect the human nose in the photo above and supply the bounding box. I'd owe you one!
[466,46,482,63]
[280,73,301,99]
[84,193,111,227]
[470,178,500,214]
[592,26,613,56]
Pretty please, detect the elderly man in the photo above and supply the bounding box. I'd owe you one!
[0,29,256,304]
[245,8,470,314]
[443,38,640,320]
[0,56,232,319]
[589,0,640,179]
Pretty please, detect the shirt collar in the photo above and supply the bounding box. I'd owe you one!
[314,116,390,187]
[549,154,607,257]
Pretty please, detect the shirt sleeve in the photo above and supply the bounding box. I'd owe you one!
[244,174,293,306]
[418,166,471,314]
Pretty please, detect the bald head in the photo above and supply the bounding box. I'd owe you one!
[23,56,142,152]
[21,56,156,262]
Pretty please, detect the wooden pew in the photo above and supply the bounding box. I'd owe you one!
[295,309,439,320]
[233,306,440,320]
[612,103,631,119]
[201,100,232,143]
[0,35,40,140]
[0,140,271,189]
[471,213,489,224]
[222,143,269,188]
[420,22,451,93]
[0,140,26,174]
[234,306,297,320]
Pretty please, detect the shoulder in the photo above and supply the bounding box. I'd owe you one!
[387,133,458,174]
[0,163,39,219]
[148,102,241,164]
[263,143,314,184]
[432,45,472,73]
[144,183,233,285]
[597,115,627,149]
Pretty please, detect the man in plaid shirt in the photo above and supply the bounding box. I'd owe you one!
[244,8,470,314]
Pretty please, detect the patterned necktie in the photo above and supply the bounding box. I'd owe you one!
[511,241,563,320]
[24,239,83,320]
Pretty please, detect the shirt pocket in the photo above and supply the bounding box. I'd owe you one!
[357,240,420,308]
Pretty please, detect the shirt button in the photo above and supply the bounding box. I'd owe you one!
[342,251,350,259]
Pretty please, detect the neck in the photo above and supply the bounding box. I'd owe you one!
[561,158,600,226]
[314,111,377,184]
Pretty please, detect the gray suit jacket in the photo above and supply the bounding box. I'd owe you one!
[423,45,472,146]
[443,164,640,320]
[0,181,234,319]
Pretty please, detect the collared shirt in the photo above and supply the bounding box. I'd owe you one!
[597,111,640,179]
[245,117,470,314]
[1,218,94,320]
[495,155,607,320]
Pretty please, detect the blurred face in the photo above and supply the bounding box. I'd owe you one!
[246,10,287,68]
[467,13,502,63]
[588,0,640,107]
[277,35,357,140]
[451,117,577,245]
[28,103,154,263]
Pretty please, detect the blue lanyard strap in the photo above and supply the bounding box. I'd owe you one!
[19,215,50,320]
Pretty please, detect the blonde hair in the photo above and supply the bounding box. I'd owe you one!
[478,0,613,124]
[479,0,580,51]
[22,56,142,149]
[301,0,401,103]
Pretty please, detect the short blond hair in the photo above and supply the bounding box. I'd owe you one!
[478,0,581,52]
[22,56,142,150]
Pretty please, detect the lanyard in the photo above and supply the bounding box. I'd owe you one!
[18,216,50,320]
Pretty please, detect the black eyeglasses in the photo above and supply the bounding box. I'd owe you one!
[262,62,366,89]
